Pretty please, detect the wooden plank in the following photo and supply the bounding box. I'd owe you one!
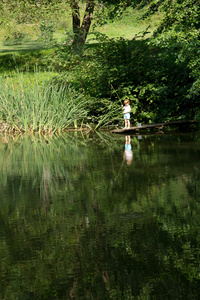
[110,120,198,134]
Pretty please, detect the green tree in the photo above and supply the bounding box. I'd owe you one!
[70,0,130,45]
[0,0,131,45]
[70,0,95,45]
[144,0,200,118]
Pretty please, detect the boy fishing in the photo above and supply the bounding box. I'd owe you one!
[121,99,131,128]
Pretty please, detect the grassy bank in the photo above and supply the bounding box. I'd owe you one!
[0,6,162,134]
[0,71,89,134]
[1,4,198,134]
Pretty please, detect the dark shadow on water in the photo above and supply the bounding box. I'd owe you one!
[0,131,200,299]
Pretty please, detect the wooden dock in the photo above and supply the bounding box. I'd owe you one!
[111,120,198,134]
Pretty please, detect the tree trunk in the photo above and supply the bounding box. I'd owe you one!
[71,0,95,46]
[71,0,81,33]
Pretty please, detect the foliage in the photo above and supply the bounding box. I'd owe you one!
[93,98,122,129]
[144,0,200,120]
[0,70,88,134]
[0,0,66,24]
[43,32,197,123]
[0,0,199,126]
[0,37,198,126]
[0,0,136,46]
[39,21,56,48]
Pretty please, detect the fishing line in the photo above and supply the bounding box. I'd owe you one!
[110,83,123,106]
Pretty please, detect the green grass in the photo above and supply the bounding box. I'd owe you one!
[0,70,88,134]
[0,41,44,53]
[0,6,163,53]
[92,7,162,40]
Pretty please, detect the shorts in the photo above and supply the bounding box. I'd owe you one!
[124,113,130,120]
[125,144,132,151]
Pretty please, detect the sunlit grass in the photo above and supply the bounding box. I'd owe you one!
[91,6,163,40]
[0,70,88,134]
[0,6,163,53]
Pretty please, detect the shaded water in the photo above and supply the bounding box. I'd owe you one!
[0,131,200,299]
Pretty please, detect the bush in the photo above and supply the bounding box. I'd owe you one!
[0,70,88,134]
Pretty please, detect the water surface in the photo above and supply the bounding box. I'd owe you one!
[0,131,200,299]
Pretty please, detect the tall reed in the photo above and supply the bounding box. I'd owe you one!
[0,70,88,134]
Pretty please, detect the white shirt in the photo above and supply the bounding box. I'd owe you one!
[124,105,131,114]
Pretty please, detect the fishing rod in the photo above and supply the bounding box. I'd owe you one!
[110,83,123,106]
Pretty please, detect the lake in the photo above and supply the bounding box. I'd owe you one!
[0,130,200,299]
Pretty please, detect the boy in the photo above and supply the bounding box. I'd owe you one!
[123,135,133,165]
[121,99,131,128]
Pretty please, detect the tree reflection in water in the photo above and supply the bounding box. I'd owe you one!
[0,131,200,299]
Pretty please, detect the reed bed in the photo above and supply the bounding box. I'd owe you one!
[0,71,88,134]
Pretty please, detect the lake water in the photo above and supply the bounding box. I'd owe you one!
[0,130,200,299]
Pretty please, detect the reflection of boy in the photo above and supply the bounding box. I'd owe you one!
[123,136,133,165]
[121,99,131,129]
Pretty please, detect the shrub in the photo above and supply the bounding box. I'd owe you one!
[0,70,88,134]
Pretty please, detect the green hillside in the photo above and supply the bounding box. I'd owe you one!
[0,6,162,53]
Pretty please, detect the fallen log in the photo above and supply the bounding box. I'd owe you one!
[111,120,198,134]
